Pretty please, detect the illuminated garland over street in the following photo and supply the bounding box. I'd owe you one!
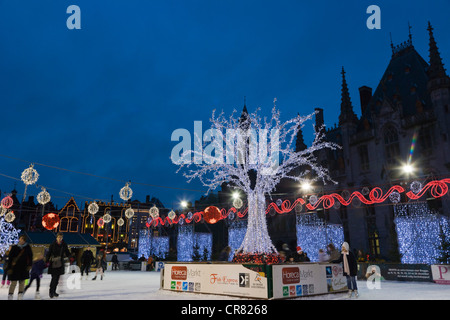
[147,178,450,227]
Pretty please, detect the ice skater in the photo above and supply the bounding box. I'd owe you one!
[23,252,46,299]
[92,254,105,280]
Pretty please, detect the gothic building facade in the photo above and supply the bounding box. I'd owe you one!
[306,22,450,260]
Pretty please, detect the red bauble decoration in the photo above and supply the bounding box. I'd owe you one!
[203,206,221,224]
[97,218,105,227]
[42,213,60,230]
[1,196,13,209]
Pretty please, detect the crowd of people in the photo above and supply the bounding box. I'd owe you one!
[0,232,114,300]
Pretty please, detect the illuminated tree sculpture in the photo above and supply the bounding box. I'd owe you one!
[173,103,337,257]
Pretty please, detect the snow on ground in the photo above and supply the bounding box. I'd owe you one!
[1,270,449,300]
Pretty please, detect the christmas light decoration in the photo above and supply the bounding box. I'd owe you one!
[97,218,105,228]
[37,187,51,205]
[117,217,124,226]
[295,213,344,262]
[4,211,15,223]
[21,164,39,185]
[147,179,450,228]
[125,207,134,219]
[168,210,176,220]
[233,197,243,209]
[176,225,212,261]
[88,202,99,215]
[149,206,159,219]
[42,213,60,230]
[173,105,338,257]
[119,182,133,201]
[394,203,450,264]
[138,229,169,259]
[203,206,221,224]
[0,217,20,256]
[102,213,112,223]
[1,196,13,209]
[228,220,247,261]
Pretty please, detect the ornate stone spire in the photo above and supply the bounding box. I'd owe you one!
[427,21,447,80]
[338,67,358,126]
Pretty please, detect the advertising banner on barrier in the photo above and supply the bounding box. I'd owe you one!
[431,265,450,284]
[163,263,269,299]
[271,264,347,299]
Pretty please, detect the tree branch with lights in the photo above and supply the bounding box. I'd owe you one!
[173,101,339,260]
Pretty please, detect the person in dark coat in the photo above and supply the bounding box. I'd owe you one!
[331,242,358,298]
[111,253,119,270]
[80,246,94,279]
[46,232,71,298]
[7,235,33,300]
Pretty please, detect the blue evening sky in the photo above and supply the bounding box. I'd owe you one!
[0,0,448,209]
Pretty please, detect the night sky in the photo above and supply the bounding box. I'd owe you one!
[0,1,449,210]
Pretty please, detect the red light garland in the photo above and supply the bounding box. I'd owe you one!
[148,178,450,227]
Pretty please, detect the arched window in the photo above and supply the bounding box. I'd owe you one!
[383,125,400,165]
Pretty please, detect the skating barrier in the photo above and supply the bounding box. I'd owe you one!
[161,262,348,299]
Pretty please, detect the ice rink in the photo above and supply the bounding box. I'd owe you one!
[1,270,449,301]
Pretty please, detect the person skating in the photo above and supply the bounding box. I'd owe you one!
[7,235,33,300]
[23,252,46,299]
[92,254,105,280]
[81,246,94,279]
[46,232,71,298]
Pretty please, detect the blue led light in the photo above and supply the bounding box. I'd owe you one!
[394,203,450,264]
[295,213,344,262]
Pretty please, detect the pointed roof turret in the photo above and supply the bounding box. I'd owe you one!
[338,67,358,126]
[427,21,448,80]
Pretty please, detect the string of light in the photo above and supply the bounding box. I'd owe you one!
[147,178,450,227]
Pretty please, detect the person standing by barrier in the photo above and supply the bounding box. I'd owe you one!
[46,232,71,298]
[7,235,33,300]
[332,242,358,298]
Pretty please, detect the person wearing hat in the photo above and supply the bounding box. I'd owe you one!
[331,242,358,298]
[294,246,310,262]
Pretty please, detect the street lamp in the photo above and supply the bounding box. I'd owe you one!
[180,200,188,208]
[300,181,312,193]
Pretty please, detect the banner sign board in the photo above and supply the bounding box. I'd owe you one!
[163,263,269,299]
[271,263,347,299]
[431,265,450,284]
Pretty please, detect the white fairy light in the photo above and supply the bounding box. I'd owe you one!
[5,211,15,223]
[37,187,51,205]
[174,105,338,255]
[88,202,99,215]
[232,197,243,209]
[119,182,133,201]
[168,210,176,220]
[125,207,134,219]
[102,212,112,223]
[149,206,159,219]
[21,164,39,185]
[410,181,422,194]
